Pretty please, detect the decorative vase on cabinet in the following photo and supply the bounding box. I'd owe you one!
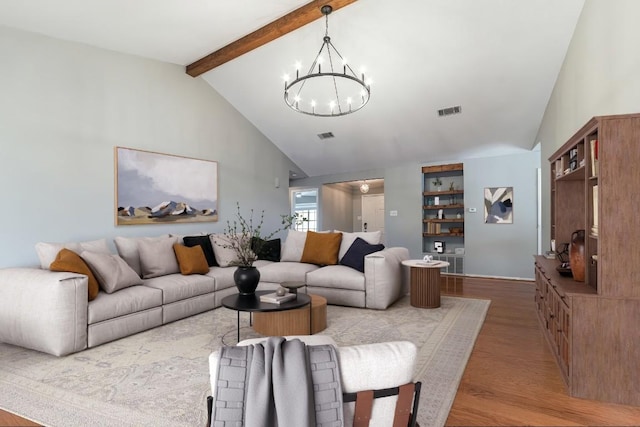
[569,229,585,282]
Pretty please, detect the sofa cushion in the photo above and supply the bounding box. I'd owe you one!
[88,285,162,324]
[143,273,216,305]
[173,243,209,275]
[257,261,319,284]
[340,237,385,273]
[183,235,218,267]
[306,265,365,291]
[335,231,382,261]
[137,236,180,279]
[300,231,342,266]
[49,248,100,301]
[210,234,241,267]
[113,235,170,277]
[81,251,143,293]
[251,237,281,262]
[35,238,111,270]
[205,267,237,291]
[280,230,307,262]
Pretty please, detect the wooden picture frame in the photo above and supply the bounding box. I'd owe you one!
[115,147,218,225]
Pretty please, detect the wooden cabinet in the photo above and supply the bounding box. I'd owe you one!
[422,163,464,262]
[537,113,640,406]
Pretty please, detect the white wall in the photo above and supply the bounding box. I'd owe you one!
[536,0,640,251]
[321,183,353,232]
[0,26,297,267]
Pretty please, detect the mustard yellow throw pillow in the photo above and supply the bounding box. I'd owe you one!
[50,248,100,301]
[173,243,210,275]
[300,231,342,266]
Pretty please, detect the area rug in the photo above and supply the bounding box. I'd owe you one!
[0,295,489,427]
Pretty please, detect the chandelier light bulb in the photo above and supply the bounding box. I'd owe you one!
[283,73,290,82]
[360,181,370,194]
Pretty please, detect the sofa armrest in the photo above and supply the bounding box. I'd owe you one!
[0,268,88,356]
[364,247,410,309]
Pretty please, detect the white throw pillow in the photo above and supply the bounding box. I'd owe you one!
[114,235,170,277]
[35,238,111,270]
[137,236,180,279]
[280,230,308,262]
[335,231,383,261]
[210,234,241,267]
[81,251,142,293]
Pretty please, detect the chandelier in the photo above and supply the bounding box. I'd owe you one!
[283,5,371,117]
[359,180,370,193]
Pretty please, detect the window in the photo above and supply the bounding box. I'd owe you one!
[291,188,318,232]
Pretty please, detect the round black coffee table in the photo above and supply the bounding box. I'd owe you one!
[221,290,311,344]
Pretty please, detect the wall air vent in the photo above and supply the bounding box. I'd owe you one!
[437,105,462,117]
[317,132,335,140]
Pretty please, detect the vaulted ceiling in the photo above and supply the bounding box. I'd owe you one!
[0,0,585,178]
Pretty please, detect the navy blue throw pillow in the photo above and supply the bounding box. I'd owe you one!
[183,235,218,267]
[340,237,385,272]
[251,237,281,262]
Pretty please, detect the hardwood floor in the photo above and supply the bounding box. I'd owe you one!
[2,276,640,426]
[442,276,640,426]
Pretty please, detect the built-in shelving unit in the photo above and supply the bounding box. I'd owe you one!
[422,163,464,269]
[536,113,640,406]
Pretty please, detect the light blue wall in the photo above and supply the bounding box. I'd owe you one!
[295,150,541,279]
[0,26,297,268]
[536,0,640,251]
[463,151,540,278]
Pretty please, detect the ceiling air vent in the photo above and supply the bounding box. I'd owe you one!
[437,105,462,117]
[317,132,335,140]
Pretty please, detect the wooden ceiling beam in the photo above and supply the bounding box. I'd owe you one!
[186,0,357,77]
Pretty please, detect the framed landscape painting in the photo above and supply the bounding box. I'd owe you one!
[115,147,218,225]
[484,187,513,224]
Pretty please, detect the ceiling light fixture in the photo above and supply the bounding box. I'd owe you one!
[283,5,371,117]
[360,180,370,194]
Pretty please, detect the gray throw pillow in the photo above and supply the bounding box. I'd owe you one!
[137,236,180,279]
[81,251,142,293]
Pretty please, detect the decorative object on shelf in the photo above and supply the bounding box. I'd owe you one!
[449,181,455,191]
[359,180,370,193]
[283,5,371,117]
[115,147,218,225]
[484,187,513,224]
[437,209,444,219]
[434,241,445,253]
[433,177,443,191]
[569,229,586,282]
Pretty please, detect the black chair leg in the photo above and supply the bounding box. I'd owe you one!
[206,395,213,427]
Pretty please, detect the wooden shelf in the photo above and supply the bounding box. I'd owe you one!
[541,113,640,407]
[423,232,464,237]
[423,218,463,223]
[423,203,464,210]
[423,190,464,196]
[555,165,585,181]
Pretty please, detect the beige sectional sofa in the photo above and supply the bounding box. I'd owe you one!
[0,231,409,356]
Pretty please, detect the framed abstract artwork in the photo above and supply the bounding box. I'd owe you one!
[115,147,218,225]
[484,187,513,224]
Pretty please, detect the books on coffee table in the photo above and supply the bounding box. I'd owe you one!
[259,292,296,304]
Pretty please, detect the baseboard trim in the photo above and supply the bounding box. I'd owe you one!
[443,273,534,282]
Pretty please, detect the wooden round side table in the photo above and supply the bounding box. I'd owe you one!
[253,294,327,336]
[402,259,450,308]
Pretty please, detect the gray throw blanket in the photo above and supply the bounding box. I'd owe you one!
[212,337,344,427]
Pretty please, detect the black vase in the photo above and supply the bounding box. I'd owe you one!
[234,266,260,295]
